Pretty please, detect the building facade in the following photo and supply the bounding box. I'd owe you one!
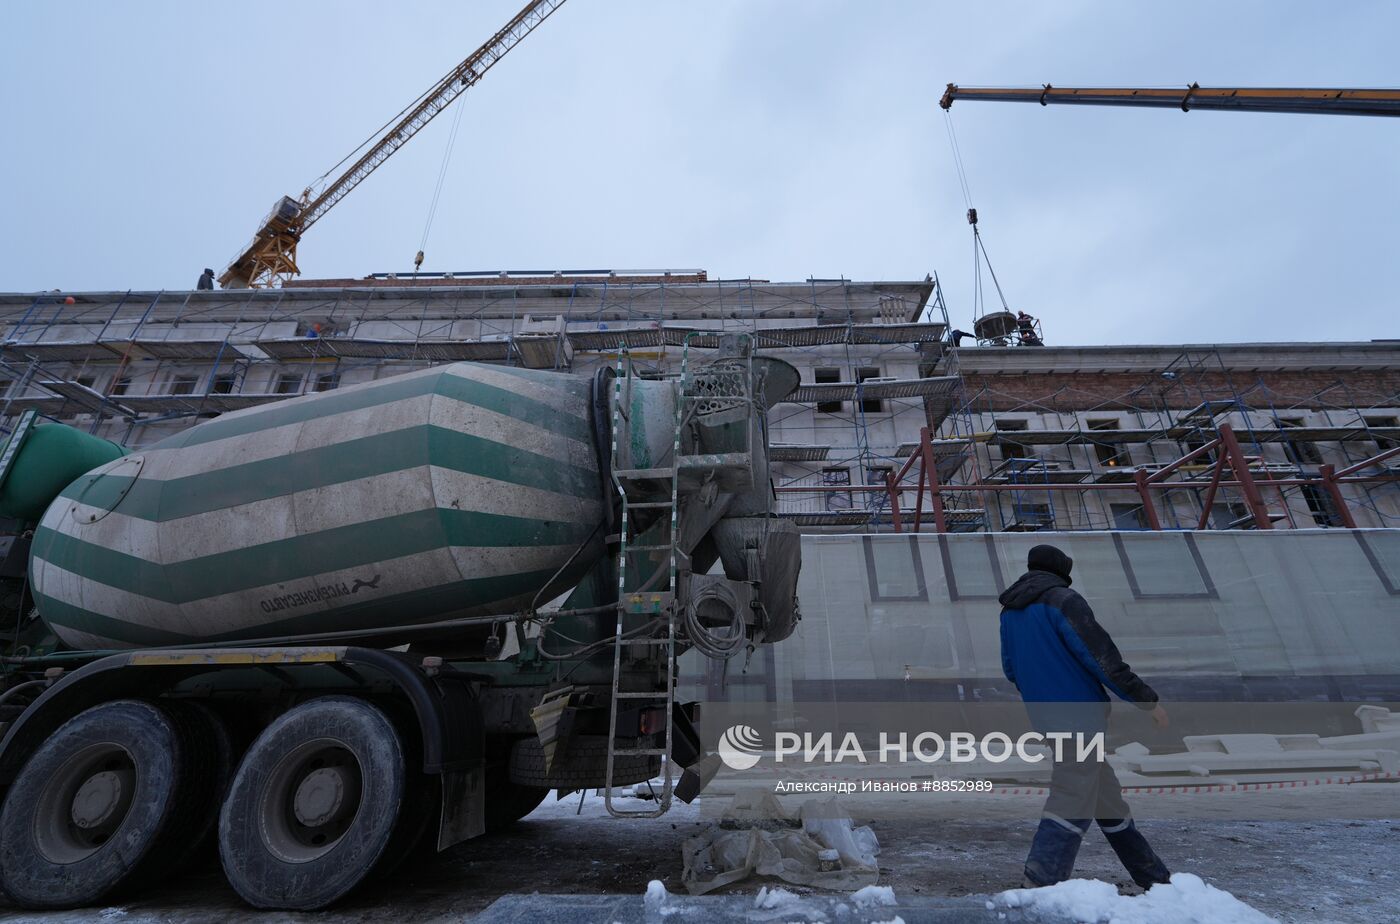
[1,272,1395,533]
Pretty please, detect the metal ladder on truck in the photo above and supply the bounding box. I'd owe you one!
[603,346,688,818]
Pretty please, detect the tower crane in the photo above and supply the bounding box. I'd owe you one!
[219,0,568,289]
[939,84,1400,117]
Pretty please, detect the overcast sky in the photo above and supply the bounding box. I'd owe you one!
[2,1,1395,345]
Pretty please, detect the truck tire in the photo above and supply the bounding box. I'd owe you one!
[372,770,441,879]
[0,700,198,909]
[508,734,661,790]
[218,697,405,910]
[158,701,235,865]
[485,762,549,832]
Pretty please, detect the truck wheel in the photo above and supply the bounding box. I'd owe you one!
[372,770,441,879]
[0,700,192,909]
[218,697,405,910]
[485,763,549,832]
[509,734,661,789]
[159,701,235,864]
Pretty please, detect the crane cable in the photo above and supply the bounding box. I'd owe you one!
[942,109,1010,316]
[942,109,974,210]
[414,91,469,273]
[306,82,441,200]
[975,223,1010,313]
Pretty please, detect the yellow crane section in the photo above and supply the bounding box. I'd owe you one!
[220,0,569,289]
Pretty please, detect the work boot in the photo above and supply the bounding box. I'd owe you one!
[1023,815,1090,887]
[1098,818,1171,889]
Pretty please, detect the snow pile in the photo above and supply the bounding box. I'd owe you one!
[643,879,684,917]
[800,798,880,870]
[644,879,669,908]
[750,885,832,920]
[996,873,1279,924]
[850,884,897,907]
[754,886,802,909]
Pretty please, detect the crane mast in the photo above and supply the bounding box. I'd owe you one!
[940,84,1400,117]
[220,0,568,289]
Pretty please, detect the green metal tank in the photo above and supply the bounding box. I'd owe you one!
[0,417,127,523]
[28,362,609,650]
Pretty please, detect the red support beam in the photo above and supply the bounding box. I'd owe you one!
[1133,468,1162,530]
[773,475,1396,496]
[887,470,904,533]
[1217,423,1273,529]
[920,426,948,533]
[1195,453,1229,530]
[912,464,927,533]
[1335,444,1400,479]
[1318,463,1359,529]
[1146,435,1223,483]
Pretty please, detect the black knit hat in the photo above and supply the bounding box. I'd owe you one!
[1028,544,1073,585]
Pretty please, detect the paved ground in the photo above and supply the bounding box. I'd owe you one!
[1,784,1394,923]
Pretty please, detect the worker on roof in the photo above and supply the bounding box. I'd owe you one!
[998,543,1172,890]
[197,268,215,290]
[1016,311,1043,346]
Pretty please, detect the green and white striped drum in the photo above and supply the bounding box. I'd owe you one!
[29,363,607,650]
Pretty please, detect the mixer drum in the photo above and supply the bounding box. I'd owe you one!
[29,362,607,650]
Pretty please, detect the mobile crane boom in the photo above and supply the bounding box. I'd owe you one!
[939,84,1400,117]
[220,0,568,289]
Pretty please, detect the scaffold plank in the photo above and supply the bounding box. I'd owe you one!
[1,341,120,363]
[784,375,960,403]
[105,339,249,362]
[254,338,510,362]
[34,380,134,416]
[770,445,831,462]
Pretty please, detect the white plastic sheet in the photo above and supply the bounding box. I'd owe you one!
[681,794,880,894]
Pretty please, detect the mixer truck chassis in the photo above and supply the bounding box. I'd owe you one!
[0,337,799,909]
[0,645,704,909]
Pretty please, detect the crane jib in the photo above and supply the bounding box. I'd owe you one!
[220,0,568,289]
[939,83,1400,117]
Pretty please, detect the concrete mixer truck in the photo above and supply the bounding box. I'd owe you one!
[0,334,801,910]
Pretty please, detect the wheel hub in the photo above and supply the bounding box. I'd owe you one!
[70,770,125,830]
[293,767,346,827]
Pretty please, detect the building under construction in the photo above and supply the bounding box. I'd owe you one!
[1,271,1396,537]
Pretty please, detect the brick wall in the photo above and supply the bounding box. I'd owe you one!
[947,369,1400,415]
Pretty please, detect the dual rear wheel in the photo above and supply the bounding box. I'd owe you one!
[0,696,419,910]
[217,696,409,910]
[0,695,555,910]
[0,700,229,909]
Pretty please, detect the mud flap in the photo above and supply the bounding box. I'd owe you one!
[676,753,722,804]
[671,702,715,804]
[437,764,486,850]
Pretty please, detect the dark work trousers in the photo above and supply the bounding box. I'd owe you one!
[1024,752,1171,889]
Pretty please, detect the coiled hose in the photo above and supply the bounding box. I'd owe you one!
[682,580,748,660]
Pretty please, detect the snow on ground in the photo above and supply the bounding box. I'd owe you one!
[753,886,801,909]
[996,873,1279,924]
[643,879,685,917]
[0,786,1390,923]
[747,884,837,921]
[850,885,898,906]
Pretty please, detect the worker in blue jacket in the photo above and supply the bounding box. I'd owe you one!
[999,543,1172,890]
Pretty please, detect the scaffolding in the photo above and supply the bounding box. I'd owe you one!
[0,276,951,526]
[778,341,1400,533]
[2,278,1396,534]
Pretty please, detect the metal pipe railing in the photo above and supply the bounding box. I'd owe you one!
[775,425,1400,533]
